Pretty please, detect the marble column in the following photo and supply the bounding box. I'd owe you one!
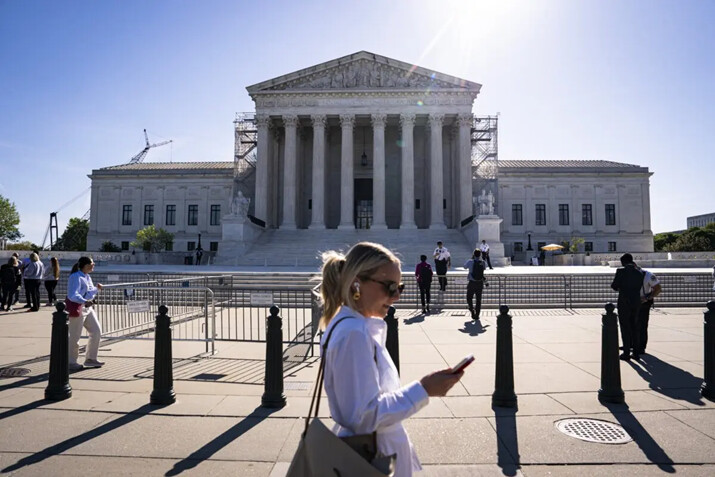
[281,115,298,229]
[309,114,326,229]
[338,114,355,229]
[371,113,387,230]
[458,114,473,222]
[429,113,446,229]
[254,114,271,225]
[399,113,416,229]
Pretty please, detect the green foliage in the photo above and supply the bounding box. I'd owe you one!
[0,194,22,241]
[54,218,89,251]
[130,225,174,253]
[657,223,715,252]
[7,241,40,251]
[100,241,122,252]
[569,237,585,254]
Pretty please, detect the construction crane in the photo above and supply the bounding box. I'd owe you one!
[129,129,173,164]
[41,187,91,250]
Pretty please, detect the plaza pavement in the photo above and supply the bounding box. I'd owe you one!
[0,300,714,476]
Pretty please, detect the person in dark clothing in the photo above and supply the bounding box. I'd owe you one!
[611,253,644,360]
[415,255,433,314]
[10,253,22,305]
[195,246,203,266]
[464,249,487,321]
[1,257,19,311]
[433,241,451,292]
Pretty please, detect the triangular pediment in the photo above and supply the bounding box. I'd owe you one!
[246,51,481,94]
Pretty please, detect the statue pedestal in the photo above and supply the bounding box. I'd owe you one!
[217,214,264,260]
[477,215,507,266]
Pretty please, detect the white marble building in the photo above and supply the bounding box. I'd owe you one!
[86,51,655,261]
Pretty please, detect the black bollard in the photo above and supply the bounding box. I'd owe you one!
[598,302,625,404]
[150,305,176,405]
[384,305,400,375]
[492,305,517,408]
[702,301,715,402]
[262,305,287,408]
[44,302,72,401]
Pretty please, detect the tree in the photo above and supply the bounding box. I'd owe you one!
[654,232,679,251]
[100,241,122,252]
[54,218,89,251]
[0,194,22,241]
[659,223,715,252]
[569,237,585,254]
[131,225,174,253]
[7,240,41,251]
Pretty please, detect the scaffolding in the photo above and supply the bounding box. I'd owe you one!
[234,112,257,179]
[471,114,499,215]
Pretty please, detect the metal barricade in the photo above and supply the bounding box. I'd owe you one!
[95,284,215,354]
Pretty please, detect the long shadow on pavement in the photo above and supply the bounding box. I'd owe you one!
[0,399,50,421]
[628,354,705,406]
[1,403,157,474]
[492,406,520,476]
[165,406,279,476]
[459,320,490,337]
[604,402,675,473]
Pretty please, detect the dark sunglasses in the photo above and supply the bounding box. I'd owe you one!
[363,277,405,297]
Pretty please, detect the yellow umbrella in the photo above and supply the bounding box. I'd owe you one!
[541,243,564,251]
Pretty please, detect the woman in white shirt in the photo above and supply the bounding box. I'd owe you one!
[66,256,104,371]
[320,242,463,477]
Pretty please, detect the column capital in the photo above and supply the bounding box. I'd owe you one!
[399,113,415,128]
[428,113,445,127]
[457,113,473,127]
[339,114,355,128]
[311,114,327,128]
[283,114,299,128]
[255,114,271,128]
[371,113,387,128]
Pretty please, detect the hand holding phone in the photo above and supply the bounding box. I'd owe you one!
[450,354,475,374]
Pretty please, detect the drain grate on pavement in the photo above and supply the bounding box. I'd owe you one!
[0,367,31,379]
[555,418,632,444]
[284,381,313,391]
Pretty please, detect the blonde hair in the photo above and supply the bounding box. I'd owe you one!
[30,253,39,262]
[50,257,60,280]
[319,241,401,329]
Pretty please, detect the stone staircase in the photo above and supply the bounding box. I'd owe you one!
[217,228,478,268]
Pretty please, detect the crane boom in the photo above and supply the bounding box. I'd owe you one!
[129,129,173,164]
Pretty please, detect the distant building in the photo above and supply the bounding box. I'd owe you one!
[687,212,715,229]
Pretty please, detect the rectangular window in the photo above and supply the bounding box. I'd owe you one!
[187,241,196,251]
[514,242,523,252]
[535,204,546,226]
[606,204,616,226]
[121,241,129,251]
[582,204,593,226]
[512,204,523,225]
[165,241,173,252]
[122,205,132,226]
[559,204,569,226]
[608,241,617,252]
[585,241,593,252]
[210,204,221,226]
[144,205,154,226]
[165,205,176,226]
[209,241,219,252]
[187,204,198,226]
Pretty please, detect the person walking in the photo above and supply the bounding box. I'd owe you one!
[611,253,644,360]
[23,253,44,312]
[318,242,464,476]
[195,246,203,265]
[0,257,19,311]
[415,255,433,314]
[636,263,661,356]
[464,249,487,321]
[433,241,451,292]
[43,257,60,306]
[479,240,493,269]
[66,257,104,370]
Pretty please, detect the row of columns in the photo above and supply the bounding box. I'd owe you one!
[254,112,474,229]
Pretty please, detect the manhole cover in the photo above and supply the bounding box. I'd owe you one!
[555,418,632,444]
[0,367,31,379]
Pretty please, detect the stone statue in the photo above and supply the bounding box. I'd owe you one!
[486,190,494,215]
[231,191,251,221]
[477,189,489,216]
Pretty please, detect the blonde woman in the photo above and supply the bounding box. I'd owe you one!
[43,257,60,306]
[319,242,463,477]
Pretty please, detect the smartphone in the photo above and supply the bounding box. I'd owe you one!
[450,354,475,374]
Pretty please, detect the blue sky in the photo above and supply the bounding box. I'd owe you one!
[1,0,713,245]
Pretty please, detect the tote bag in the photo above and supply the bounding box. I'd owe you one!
[286,316,393,477]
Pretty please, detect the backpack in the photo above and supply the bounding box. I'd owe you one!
[471,259,485,281]
[419,264,433,284]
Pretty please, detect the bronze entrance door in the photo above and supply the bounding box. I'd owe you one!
[354,179,373,229]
